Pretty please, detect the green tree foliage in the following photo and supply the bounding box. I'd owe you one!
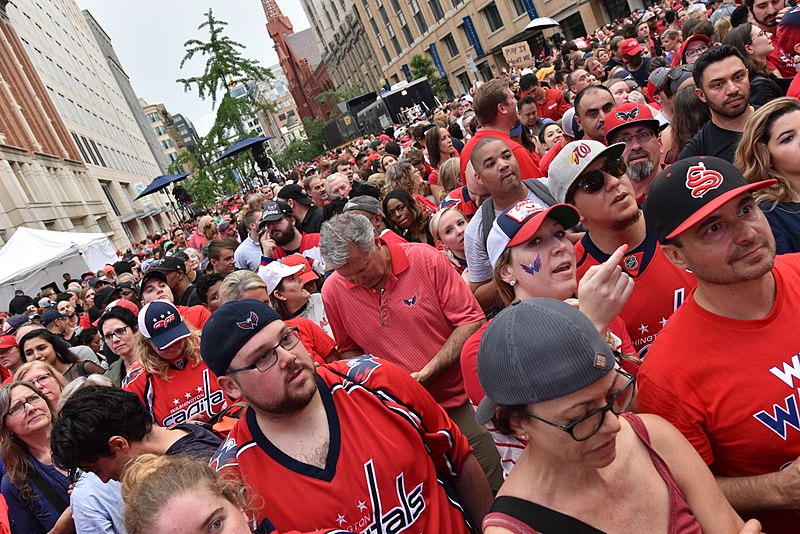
[316,82,365,116]
[273,117,328,169]
[174,8,273,207]
[409,54,447,98]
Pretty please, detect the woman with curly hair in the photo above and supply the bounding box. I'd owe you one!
[735,97,800,254]
[123,300,224,427]
[0,381,68,533]
[383,189,435,245]
[384,160,439,213]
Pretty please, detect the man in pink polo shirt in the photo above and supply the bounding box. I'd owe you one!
[320,212,502,491]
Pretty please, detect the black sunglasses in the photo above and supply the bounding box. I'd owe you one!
[571,158,627,196]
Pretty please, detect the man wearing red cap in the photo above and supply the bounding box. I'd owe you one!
[604,102,663,203]
[641,156,800,533]
[619,37,652,87]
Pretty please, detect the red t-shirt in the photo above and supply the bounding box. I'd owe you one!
[443,186,479,219]
[211,357,474,533]
[574,231,697,359]
[767,35,796,78]
[322,241,484,409]
[460,130,543,184]
[123,361,225,427]
[176,305,211,331]
[539,138,565,176]
[286,316,336,366]
[187,232,207,251]
[536,88,571,123]
[638,254,800,533]
[788,74,800,101]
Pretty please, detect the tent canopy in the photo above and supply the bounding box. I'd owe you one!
[0,227,118,307]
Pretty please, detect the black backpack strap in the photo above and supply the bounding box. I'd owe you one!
[481,196,495,251]
[27,466,69,514]
[522,179,557,206]
[490,496,606,534]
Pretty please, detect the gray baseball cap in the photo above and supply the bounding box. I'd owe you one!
[476,298,614,425]
[547,140,626,204]
[344,195,384,216]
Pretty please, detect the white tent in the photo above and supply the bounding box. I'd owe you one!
[0,227,119,308]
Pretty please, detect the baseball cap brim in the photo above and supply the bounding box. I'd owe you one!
[666,180,777,240]
[476,396,499,425]
[506,204,581,249]
[605,118,661,145]
[565,143,627,198]
[150,321,191,350]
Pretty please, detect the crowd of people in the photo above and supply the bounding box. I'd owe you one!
[3,0,800,531]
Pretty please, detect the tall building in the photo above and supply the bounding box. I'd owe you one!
[299,0,384,94]
[0,0,172,248]
[254,66,305,155]
[261,0,335,121]
[171,114,200,154]
[356,0,612,97]
[140,99,186,167]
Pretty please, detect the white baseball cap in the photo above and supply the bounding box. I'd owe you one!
[258,262,304,295]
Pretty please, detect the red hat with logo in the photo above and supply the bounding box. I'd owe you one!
[620,38,643,58]
[0,335,16,349]
[643,156,776,243]
[604,103,661,143]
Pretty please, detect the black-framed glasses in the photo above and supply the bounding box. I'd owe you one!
[103,326,129,343]
[613,129,656,145]
[685,44,709,59]
[527,369,636,442]
[226,327,300,375]
[572,158,627,196]
[5,393,45,419]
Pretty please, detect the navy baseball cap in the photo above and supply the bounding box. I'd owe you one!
[41,309,68,326]
[200,299,282,377]
[259,201,293,227]
[151,255,187,275]
[138,300,191,350]
[486,200,580,266]
[643,156,776,243]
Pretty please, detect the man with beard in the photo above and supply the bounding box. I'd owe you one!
[200,300,492,533]
[639,157,800,534]
[170,226,188,249]
[258,201,324,273]
[548,140,696,358]
[604,102,663,203]
[619,38,652,88]
[679,46,754,163]
[747,0,795,76]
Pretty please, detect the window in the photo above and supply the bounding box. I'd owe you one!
[511,0,527,17]
[477,61,494,82]
[391,36,402,54]
[169,152,178,162]
[482,3,504,32]
[100,184,120,216]
[442,33,458,57]
[428,0,445,20]
[410,0,428,34]
[457,72,472,93]
[155,125,167,136]
[398,12,414,46]
[161,139,172,150]
[147,112,160,123]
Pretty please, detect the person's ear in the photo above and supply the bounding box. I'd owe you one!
[217,376,243,401]
[661,243,689,270]
[695,86,707,104]
[107,435,130,453]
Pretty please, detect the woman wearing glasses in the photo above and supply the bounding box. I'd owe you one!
[0,381,70,533]
[13,362,68,407]
[17,330,103,383]
[723,23,784,106]
[124,300,224,427]
[97,306,141,387]
[478,299,760,534]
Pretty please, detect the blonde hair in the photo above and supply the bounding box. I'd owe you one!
[735,97,800,209]
[384,160,419,196]
[0,382,56,499]
[122,454,249,534]
[367,172,386,191]
[14,361,69,390]
[429,207,466,244]
[218,270,267,305]
[492,249,517,306]
[132,327,202,380]
[438,158,461,196]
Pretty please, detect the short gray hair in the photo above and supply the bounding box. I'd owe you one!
[320,212,377,269]
[325,172,349,195]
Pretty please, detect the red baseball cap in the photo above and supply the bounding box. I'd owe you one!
[281,254,319,286]
[620,38,643,57]
[604,103,661,143]
[0,336,17,349]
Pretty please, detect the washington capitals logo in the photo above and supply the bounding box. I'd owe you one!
[570,142,591,165]
[615,106,640,122]
[236,311,259,330]
[521,254,542,276]
[345,356,382,384]
[209,437,239,472]
[439,198,461,209]
[401,294,417,307]
[152,312,176,330]
[685,162,723,198]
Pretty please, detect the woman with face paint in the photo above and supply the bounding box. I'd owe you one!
[460,199,640,475]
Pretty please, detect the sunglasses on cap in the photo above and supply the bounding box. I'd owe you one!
[571,158,627,196]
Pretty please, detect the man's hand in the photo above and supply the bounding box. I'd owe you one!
[259,230,277,258]
[577,244,634,335]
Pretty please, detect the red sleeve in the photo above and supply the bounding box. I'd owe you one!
[512,144,543,179]
[178,305,211,330]
[428,169,440,185]
[78,315,91,329]
[0,494,10,534]
[608,316,639,377]
[460,321,490,406]
[290,316,336,363]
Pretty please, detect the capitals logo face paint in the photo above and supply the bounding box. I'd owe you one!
[236,311,259,330]
[344,356,382,385]
[521,254,543,276]
[570,142,591,166]
[685,162,723,198]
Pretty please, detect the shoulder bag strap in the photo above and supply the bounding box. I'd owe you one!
[27,466,69,514]
[491,495,606,534]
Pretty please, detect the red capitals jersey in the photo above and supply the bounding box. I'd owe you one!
[574,230,697,359]
[123,361,225,427]
[211,356,474,533]
[442,186,478,220]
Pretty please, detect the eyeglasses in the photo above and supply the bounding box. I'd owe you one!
[527,370,636,442]
[571,158,627,196]
[5,393,45,419]
[685,44,709,59]
[226,327,301,375]
[28,374,53,390]
[103,326,129,343]
[613,129,656,145]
